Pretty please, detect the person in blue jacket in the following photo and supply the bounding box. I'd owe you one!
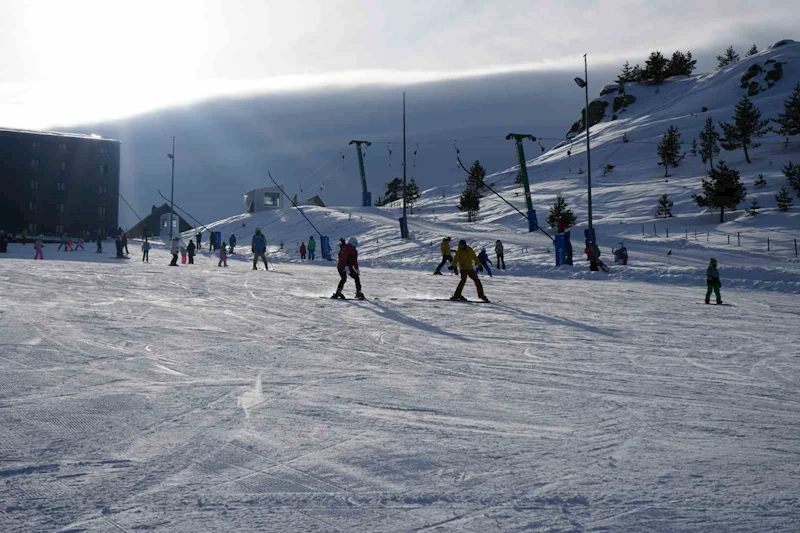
[229,233,237,254]
[251,228,268,270]
[477,248,493,277]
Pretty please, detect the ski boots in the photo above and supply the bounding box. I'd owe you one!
[355,293,365,300]
[480,296,490,303]
[450,294,467,302]
[331,292,345,299]
[433,271,443,275]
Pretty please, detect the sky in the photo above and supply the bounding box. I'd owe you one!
[1,0,798,129]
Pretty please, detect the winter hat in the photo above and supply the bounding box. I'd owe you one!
[480,248,486,253]
[348,237,359,248]
[255,228,262,234]
[458,239,467,247]
[710,258,718,264]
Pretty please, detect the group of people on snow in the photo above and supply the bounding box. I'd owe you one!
[297,236,316,261]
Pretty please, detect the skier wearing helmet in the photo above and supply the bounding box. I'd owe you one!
[332,237,364,300]
[450,239,489,302]
[705,258,722,304]
[251,228,268,270]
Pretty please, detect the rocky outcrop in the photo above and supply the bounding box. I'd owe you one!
[740,59,784,96]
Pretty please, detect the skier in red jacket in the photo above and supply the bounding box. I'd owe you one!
[332,237,364,300]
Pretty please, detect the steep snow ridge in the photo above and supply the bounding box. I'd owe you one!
[193,40,800,292]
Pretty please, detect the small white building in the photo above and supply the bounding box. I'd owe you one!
[244,185,284,213]
[159,213,181,238]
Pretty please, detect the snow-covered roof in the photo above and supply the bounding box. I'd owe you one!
[0,126,120,142]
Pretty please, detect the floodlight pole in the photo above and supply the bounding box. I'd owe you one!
[349,140,372,207]
[582,54,594,235]
[401,92,408,238]
[168,136,175,240]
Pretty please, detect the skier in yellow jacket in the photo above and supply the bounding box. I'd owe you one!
[433,237,457,275]
[450,239,489,302]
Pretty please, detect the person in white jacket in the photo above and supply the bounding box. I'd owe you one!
[169,237,181,266]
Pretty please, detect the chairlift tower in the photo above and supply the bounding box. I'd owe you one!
[505,133,538,232]
[349,140,372,207]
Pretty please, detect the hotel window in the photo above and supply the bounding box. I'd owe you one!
[31,141,41,150]
[98,163,109,175]
[56,181,66,191]
[99,146,108,155]
[98,206,107,217]
[30,179,39,189]
[31,158,40,169]
[57,203,65,214]
[60,161,67,172]
[98,185,108,195]
[29,201,38,212]
[28,222,38,233]
[58,142,68,153]
[56,224,65,234]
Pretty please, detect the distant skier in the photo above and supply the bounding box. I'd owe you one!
[209,231,215,252]
[251,227,268,270]
[433,237,456,275]
[115,235,125,258]
[187,239,196,264]
[218,242,228,267]
[58,233,68,251]
[308,236,316,260]
[21,228,28,245]
[96,232,103,253]
[122,233,129,255]
[477,248,493,277]
[229,234,237,254]
[705,258,723,305]
[142,238,151,263]
[34,235,44,260]
[180,241,188,264]
[66,237,74,251]
[196,231,202,250]
[332,237,364,300]
[495,239,505,270]
[299,242,307,260]
[613,243,628,265]
[169,237,180,266]
[0,231,7,253]
[585,241,602,272]
[450,239,489,302]
[75,238,84,251]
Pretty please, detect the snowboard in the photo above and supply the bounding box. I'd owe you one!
[597,259,609,273]
[696,302,736,307]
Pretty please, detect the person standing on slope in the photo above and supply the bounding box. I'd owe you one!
[58,233,68,251]
[219,241,228,267]
[142,238,151,263]
[196,231,202,250]
[34,235,44,260]
[585,241,601,272]
[180,240,188,264]
[169,237,180,266]
[477,248,493,277]
[705,258,723,305]
[299,241,307,260]
[229,233,237,254]
[96,232,103,253]
[450,239,489,302]
[495,239,505,270]
[307,236,316,261]
[332,237,364,300]
[187,239,196,264]
[122,233,129,255]
[433,237,456,275]
[251,228,269,270]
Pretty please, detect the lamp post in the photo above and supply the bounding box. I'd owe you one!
[167,137,175,240]
[574,54,594,243]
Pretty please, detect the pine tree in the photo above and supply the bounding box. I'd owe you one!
[692,160,747,222]
[746,198,760,216]
[458,184,480,222]
[754,174,767,188]
[467,160,486,197]
[784,161,800,194]
[546,194,577,228]
[775,185,793,211]
[716,46,740,68]
[720,96,770,163]
[405,177,421,214]
[774,83,800,143]
[746,44,759,57]
[657,125,685,177]
[667,50,696,77]
[690,138,698,156]
[644,51,669,83]
[655,193,674,218]
[698,117,721,169]
[617,61,634,84]
[379,177,404,205]
[630,64,644,83]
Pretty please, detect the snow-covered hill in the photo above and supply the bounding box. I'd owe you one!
[187,40,800,293]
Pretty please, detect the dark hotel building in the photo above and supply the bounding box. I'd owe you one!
[0,127,121,238]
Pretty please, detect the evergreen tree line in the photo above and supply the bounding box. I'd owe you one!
[374,177,421,212]
[616,50,696,84]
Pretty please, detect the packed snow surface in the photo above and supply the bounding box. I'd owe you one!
[1,244,799,532]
